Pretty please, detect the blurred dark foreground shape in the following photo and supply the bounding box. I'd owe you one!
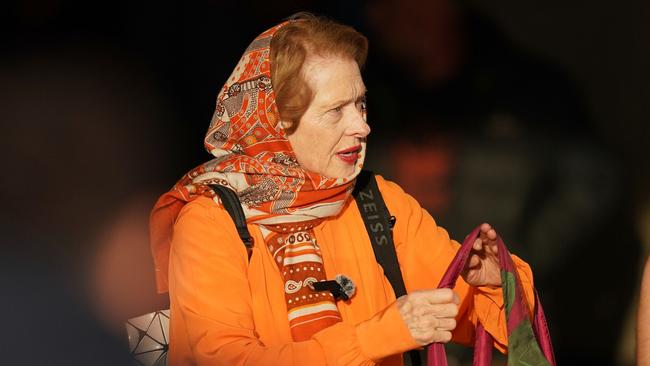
[0,43,171,365]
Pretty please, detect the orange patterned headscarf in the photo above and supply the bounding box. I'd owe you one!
[150,22,365,294]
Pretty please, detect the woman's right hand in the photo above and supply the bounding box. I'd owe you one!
[396,288,460,346]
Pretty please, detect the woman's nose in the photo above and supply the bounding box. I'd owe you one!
[347,110,371,138]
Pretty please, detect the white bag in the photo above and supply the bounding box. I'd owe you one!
[125,310,170,365]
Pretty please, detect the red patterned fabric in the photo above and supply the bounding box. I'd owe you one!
[150,21,366,341]
[261,220,342,341]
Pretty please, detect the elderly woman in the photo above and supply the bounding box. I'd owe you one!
[150,14,536,366]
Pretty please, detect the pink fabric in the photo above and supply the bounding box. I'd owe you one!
[472,323,492,366]
[427,226,556,366]
[533,290,556,365]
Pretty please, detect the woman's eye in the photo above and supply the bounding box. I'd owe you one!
[330,105,343,113]
[357,98,367,112]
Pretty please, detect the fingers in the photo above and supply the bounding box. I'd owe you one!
[474,239,498,256]
[476,223,499,256]
[473,238,497,257]
[415,288,459,305]
[489,241,498,255]
[467,253,480,268]
[488,229,497,240]
[435,317,457,332]
[436,330,453,343]
[473,237,483,251]
[417,303,459,318]
[396,289,461,345]
[479,223,497,240]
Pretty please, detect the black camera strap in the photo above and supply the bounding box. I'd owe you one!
[213,171,422,365]
[353,170,422,366]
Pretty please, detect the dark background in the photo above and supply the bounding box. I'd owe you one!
[1,0,648,365]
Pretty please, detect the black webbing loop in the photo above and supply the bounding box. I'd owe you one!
[210,184,253,260]
[353,170,422,366]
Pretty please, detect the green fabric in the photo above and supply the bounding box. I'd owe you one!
[501,268,551,365]
[507,320,552,366]
[501,271,516,317]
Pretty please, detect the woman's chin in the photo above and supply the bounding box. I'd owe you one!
[324,164,358,180]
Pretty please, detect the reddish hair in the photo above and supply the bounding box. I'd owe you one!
[270,13,368,134]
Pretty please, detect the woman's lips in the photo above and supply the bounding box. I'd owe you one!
[336,145,361,164]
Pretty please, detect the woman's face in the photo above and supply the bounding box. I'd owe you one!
[284,56,370,178]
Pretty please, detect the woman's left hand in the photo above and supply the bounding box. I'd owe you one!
[461,223,501,287]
